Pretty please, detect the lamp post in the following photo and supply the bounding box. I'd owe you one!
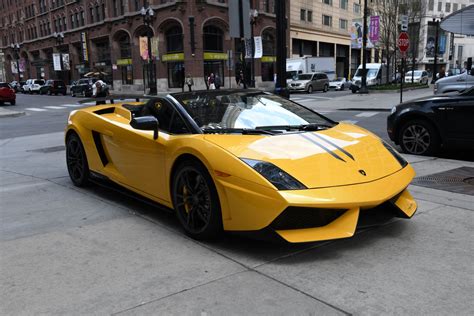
[249,9,258,88]
[141,6,157,95]
[274,0,289,98]
[53,32,64,81]
[359,0,369,94]
[431,16,443,84]
[10,43,20,82]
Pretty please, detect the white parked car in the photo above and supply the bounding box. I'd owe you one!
[404,70,429,84]
[329,77,351,91]
[23,79,45,94]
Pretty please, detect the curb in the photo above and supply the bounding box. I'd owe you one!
[368,85,431,93]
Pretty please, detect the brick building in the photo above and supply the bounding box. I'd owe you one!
[0,0,280,92]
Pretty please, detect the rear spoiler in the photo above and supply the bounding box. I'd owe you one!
[78,94,156,104]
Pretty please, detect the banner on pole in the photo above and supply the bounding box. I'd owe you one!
[244,38,253,59]
[254,36,263,58]
[62,54,70,70]
[11,61,18,74]
[139,37,148,60]
[19,58,26,72]
[80,32,89,62]
[369,16,380,43]
[151,37,159,60]
[53,53,62,71]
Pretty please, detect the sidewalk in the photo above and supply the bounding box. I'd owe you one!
[0,106,25,118]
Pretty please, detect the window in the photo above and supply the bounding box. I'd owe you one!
[354,3,360,14]
[323,0,332,5]
[453,3,458,11]
[113,0,118,16]
[63,17,67,30]
[340,0,348,10]
[120,0,125,15]
[445,2,451,12]
[70,15,74,29]
[203,25,223,52]
[322,15,332,27]
[80,11,85,26]
[121,65,133,85]
[307,10,312,22]
[90,7,94,23]
[300,9,306,21]
[428,0,434,10]
[340,18,347,30]
[166,26,184,52]
[438,1,442,11]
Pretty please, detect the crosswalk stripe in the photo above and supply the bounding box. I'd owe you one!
[61,104,83,107]
[355,112,379,117]
[44,106,67,109]
[297,99,314,103]
[25,108,47,112]
[341,120,358,124]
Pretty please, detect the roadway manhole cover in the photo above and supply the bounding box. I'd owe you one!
[27,145,65,153]
[412,167,474,195]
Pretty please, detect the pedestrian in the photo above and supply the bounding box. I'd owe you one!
[214,73,221,89]
[208,73,216,90]
[180,67,185,92]
[93,79,107,105]
[185,74,194,92]
[237,70,246,89]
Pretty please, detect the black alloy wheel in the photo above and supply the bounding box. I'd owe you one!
[307,85,313,94]
[66,133,90,186]
[399,119,439,156]
[172,160,222,239]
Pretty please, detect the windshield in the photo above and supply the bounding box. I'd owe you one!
[34,80,44,85]
[0,83,10,88]
[406,71,422,76]
[286,71,297,80]
[296,74,313,80]
[354,69,378,78]
[331,77,344,82]
[173,91,333,131]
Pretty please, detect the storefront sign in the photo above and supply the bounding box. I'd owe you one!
[162,53,184,62]
[62,54,70,70]
[203,52,228,60]
[261,56,276,63]
[254,36,263,58]
[81,32,89,62]
[117,58,132,65]
[53,53,62,71]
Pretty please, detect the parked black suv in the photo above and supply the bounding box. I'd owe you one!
[70,78,98,97]
[39,80,67,95]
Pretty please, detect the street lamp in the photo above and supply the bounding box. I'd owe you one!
[431,15,443,84]
[10,43,20,82]
[249,9,258,88]
[359,0,369,94]
[53,32,65,80]
[141,6,157,95]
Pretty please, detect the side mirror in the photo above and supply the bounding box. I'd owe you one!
[130,116,159,140]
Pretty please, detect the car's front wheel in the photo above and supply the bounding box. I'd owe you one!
[66,133,90,186]
[323,84,328,92]
[307,85,313,94]
[172,160,222,240]
[399,119,440,156]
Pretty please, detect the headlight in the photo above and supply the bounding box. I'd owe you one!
[390,106,397,114]
[241,158,307,190]
[382,141,408,168]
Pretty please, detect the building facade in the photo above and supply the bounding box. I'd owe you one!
[0,0,281,91]
[289,0,365,79]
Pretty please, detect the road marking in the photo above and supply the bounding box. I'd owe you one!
[25,108,48,112]
[297,98,315,103]
[61,104,83,107]
[316,111,332,114]
[341,120,358,124]
[44,106,67,109]
[355,112,379,117]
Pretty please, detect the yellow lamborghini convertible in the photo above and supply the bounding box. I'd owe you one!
[65,90,417,243]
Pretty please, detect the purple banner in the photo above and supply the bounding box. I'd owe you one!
[369,16,380,43]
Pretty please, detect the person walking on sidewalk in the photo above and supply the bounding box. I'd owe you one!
[214,73,222,89]
[185,74,194,92]
[208,73,216,90]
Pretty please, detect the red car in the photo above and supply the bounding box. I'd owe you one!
[0,82,16,105]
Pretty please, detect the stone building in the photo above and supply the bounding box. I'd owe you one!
[0,0,280,92]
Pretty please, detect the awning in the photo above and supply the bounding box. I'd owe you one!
[440,5,474,35]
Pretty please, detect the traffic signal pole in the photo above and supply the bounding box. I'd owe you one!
[275,0,289,98]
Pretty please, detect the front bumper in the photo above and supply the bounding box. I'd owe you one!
[288,85,307,91]
[219,164,416,243]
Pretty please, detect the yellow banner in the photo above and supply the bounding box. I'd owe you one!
[139,37,148,60]
[261,56,276,63]
[203,52,228,60]
[162,53,185,62]
[117,58,132,65]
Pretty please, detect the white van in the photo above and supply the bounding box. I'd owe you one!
[351,63,388,93]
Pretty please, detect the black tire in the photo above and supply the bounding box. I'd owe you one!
[172,160,222,240]
[340,84,344,91]
[66,133,90,187]
[351,87,357,94]
[398,119,440,156]
[71,91,76,97]
[10,100,15,105]
[307,85,313,94]
[323,84,328,92]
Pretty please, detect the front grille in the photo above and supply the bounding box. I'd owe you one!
[271,207,346,230]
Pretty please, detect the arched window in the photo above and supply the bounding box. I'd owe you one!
[262,29,276,56]
[166,26,183,53]
[261,29,276,82]
[203,25,223,52]
[117,33,131,58]
[115,32,132,85]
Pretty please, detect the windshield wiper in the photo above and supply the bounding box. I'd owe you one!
[202,128,276,135]
[255,123,334,131]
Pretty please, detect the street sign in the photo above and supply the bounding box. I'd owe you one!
[229,0,251,38]
[398,32,410,54]
[400,15,408,32]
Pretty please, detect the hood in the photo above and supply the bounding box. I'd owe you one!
[290,80,310,84]
[204,124,404,189]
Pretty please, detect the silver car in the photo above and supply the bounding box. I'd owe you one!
[329,77,351,91]
[434,72,474,94]
[404,70,429,84]
[288,73,329,93]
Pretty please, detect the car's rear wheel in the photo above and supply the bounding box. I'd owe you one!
[399,119,440,156]
[307,85,313,94]
[66,133,90,187]
[172,160,222,240]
